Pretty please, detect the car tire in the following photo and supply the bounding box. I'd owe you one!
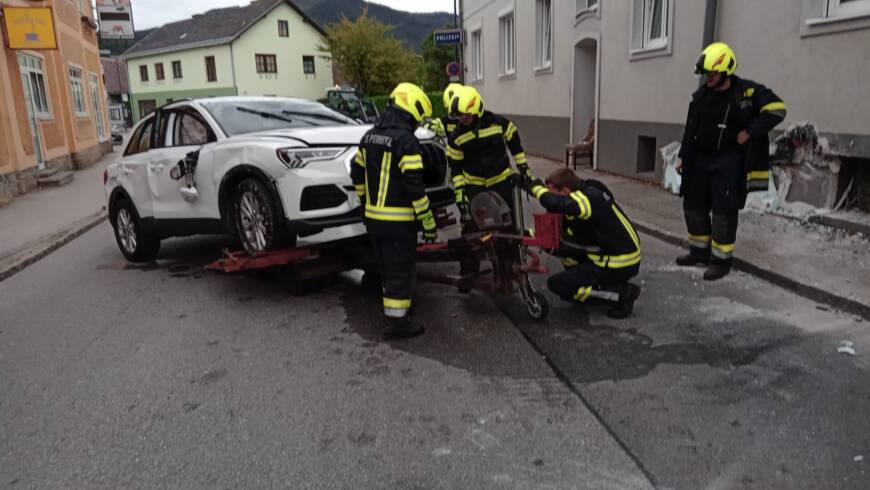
[111,198,161,262]
[233,178,294,255]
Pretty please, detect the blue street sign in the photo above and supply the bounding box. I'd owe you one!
[434,29,462,46]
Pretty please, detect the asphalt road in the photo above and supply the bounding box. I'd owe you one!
[1,219,868,489]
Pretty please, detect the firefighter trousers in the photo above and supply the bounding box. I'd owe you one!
[459,179,518,276]
[682,150,743,266]
[369,231,417,318]
[548,258,640,305]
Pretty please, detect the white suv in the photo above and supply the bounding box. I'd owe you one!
[104,97,452,261]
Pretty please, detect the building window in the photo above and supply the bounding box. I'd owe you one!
[155,62,165,81]
[577,0,598,14]
[828,0,870,16]
[801,0,870,35]
[18,54,51,119]
[632,0,670,52]
[471,29,483,81]
[278,20,289,37]
[302,55,315,74]
[535,0,553,70]
[139,65,148,82]
[171,61,183,79]
[498,11,516,76]
[69,67,88,117]
[256,54,278,74]
[205,56,217,82]
[89,73,106,140]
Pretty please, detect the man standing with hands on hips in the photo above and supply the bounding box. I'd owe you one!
[676,42,786,280]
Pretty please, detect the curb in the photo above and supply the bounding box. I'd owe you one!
[0,210,107,282]
[631,218,870,322]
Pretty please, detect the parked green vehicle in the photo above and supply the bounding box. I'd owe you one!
[325,87,380,123]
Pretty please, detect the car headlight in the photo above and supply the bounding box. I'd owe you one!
[277,147,348,169]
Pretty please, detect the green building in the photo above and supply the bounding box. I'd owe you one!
[123,0,333,121]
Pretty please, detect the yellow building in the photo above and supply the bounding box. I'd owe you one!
[0,1,112,200]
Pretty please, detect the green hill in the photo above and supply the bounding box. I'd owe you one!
[293,0,455,50]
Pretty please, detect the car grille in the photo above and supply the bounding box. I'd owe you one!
[421,142,448,187]
[300,185,348,211]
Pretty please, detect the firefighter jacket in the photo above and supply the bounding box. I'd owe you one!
[446,111,528,191]
[531,180,642,270]
[679,75,787,199]
[351,106,431,235]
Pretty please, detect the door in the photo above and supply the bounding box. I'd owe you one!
[90,73,106,141]
[18,57,44,170]
[117,116,157,218]
[148,108,217,220]
[138,99,157,119]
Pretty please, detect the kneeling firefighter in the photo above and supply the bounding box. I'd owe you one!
[350,82,438,340]
[521,168,642,319]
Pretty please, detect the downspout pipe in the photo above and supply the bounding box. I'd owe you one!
[702,0,718,48]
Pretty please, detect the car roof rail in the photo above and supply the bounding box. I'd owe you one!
[156,98,194,111]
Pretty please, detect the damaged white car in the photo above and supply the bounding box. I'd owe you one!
[104,97,452,261]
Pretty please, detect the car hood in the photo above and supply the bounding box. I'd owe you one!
[231,125,438,147]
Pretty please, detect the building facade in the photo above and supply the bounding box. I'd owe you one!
[100,56,132,128]
[462,0,870,181]
[1,1,112,200]
[124,0,333,121]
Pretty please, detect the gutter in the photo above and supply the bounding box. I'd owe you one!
[702,0,718,47]
[122,37,235,60]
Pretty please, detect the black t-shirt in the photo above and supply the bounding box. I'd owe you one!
[694,88,743,155]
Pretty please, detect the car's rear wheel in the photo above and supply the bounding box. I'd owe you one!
[112,198,160,262]
[233,178,293,254]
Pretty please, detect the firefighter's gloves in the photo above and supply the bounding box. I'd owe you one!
[455,188,472,224]
[423,118,446,139]
[519,173,544,196]
[419,210,439,244]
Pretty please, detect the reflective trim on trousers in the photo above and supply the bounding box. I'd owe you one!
[689,233,711,249]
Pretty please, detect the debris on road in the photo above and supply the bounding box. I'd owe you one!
[837,341,857,356]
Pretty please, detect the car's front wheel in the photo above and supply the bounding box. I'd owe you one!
[112,198,161,262]
[233,178,293,254]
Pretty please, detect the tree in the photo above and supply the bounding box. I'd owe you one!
[318,8,420,95]
[418,27,456,92]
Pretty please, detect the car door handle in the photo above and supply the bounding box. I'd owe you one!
[148,162,165,173]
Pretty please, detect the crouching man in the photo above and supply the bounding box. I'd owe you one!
[521,168,642,319]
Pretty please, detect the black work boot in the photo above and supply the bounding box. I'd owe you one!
[676,248,710,267]
[382,316,424,340]
[703,262,731,281]
[607,283,642,319]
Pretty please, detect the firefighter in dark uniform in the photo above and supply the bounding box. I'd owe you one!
[423,82,463,141]
[677,42,786,280]
[350,82,438,340]
[446,86,530,277]
[521,168,642,319]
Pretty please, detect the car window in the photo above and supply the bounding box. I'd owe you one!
[174,112,212,146]
[200,99,358,136]
[124,117,155,156]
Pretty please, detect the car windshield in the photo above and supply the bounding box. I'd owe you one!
[200,99,358,136]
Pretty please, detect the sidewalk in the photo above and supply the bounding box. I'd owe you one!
[0,147,119,280]
[528,156,870,319]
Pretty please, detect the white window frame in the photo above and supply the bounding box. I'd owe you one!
[535,0,554,72]
[801,0,870,35]
[576,0,598,14]
[829,0,870,16]
[630,0,673,59]
[642,0,668,50]
[89,72,106,141]
[18,53,52,120]
[68,65,88,117]
[470,27,484,82]
[498,7,516,77]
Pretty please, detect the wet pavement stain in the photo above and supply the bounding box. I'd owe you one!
[527,322,796,384]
